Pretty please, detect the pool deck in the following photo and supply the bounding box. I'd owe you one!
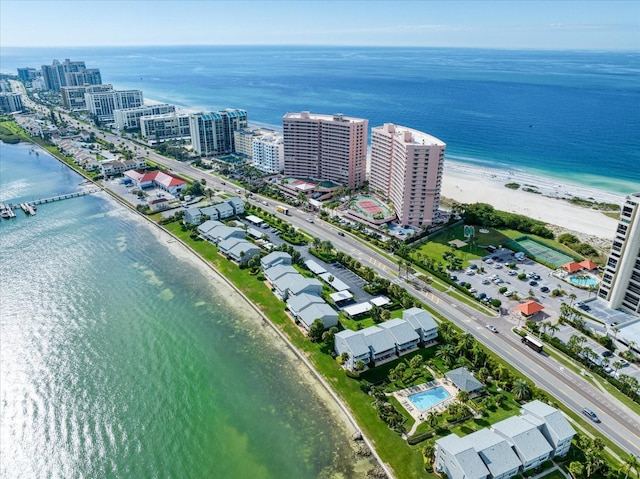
[392,379,459,422]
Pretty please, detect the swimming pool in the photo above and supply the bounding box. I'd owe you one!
[408,386,451,411]
[569,276,599,288]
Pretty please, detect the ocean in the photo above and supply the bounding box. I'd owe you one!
[2,45,639,194]
[0,142,365,478]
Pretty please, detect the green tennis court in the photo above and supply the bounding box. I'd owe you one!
[512,237,574,268]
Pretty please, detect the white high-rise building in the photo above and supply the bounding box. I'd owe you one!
[113,103,176,130]
[599,193,640,314]
[61,84,113,110]
[370,123,445,227]
[283,111,368,188]
[140,112,191,144]
[252,134,284,174]
[85,89,144,123]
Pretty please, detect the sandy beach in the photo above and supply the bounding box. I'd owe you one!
[441,161,627,243]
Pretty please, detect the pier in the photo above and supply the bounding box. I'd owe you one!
[3,189,100,216]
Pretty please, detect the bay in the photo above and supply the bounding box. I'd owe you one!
[0,141,367,478]
[2,45,639,194]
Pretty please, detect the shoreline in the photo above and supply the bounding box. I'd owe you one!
[440,160,624,243]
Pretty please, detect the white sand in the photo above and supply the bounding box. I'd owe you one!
[441,162,626,241]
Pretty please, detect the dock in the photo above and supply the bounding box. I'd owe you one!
[4,189,100,217]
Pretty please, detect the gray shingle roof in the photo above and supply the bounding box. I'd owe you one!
[379,318,420,346]
[289,278,323,296]
[286,292,325,315]
[466,429,521,477]
[298,302,338,329]
[361,326,396,354]
[521,400,576,444]
[492,416,553,462]
[264,264,298,282]
[261,251,291,269]
[436,434,489,479]
[445,367,484,393]
[403,307,438,331]
[335,330,370,359]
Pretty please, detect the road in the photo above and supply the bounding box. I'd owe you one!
[12,81,640,455]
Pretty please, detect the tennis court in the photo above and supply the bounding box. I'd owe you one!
[359,200,383,215]
[511,237,574,268]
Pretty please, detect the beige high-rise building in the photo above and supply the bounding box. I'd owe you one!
[598,193,640,314]
[283,111,367,188]
[370,123,445,227]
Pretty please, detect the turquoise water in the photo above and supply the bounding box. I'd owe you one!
[0,142,365,478]
[3,46,638,194]
[408,386,451,411]
[569,276,599,287]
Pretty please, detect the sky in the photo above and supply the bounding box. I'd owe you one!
[1,0,639,50]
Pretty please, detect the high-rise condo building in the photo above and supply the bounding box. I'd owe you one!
[17,67,40,82]
[189,109,248,156]
[598,193,640,315]
[140,112,191,145]
[282,111,367,188]
[113,103,176,130]
[370,123,445,227]
[85,89,144,123]
[41,59,102,91]
[61,84,114,110]
[0,92,23,113]
[253,134,284,174]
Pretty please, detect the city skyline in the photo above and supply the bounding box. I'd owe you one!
[1,0,638,51]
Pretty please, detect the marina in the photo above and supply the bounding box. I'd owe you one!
[1,189,100,219]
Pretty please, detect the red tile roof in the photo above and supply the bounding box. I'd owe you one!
[561,261,583,273]
[579,260,598,270]
[517,301,544,316]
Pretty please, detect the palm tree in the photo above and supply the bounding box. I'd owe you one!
[568,293,577,308]
[456,333,476,357]
[426,410,439,428]
[622,453,639,479]
[436,344,456,368]
[613,360,624,376]
[568,461,584,479]
[409,354,424,370]
[456,390,470,405]
[511,379,532,401]
[548,323,559,338]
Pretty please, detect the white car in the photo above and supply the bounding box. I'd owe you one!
[486,324,498,333]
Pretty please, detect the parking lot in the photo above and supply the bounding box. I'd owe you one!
[449,247,591,319]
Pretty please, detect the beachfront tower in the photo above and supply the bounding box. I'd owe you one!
[598,193,640,315]
[189,109,248,157]
[283,111,368,188]
[370,123,445,227]
[41,59,102,92]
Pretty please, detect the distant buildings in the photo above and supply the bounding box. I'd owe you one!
[86,89,144,123]
[435,400,575,479]
[0,92,23,113]
[140,112,191,145]
[41,59,102,91]
[113,103,176,130]
[17,67,40,83]
[189,109,248,156]
[370,123,445,227]
[283,111,368,188]
[599,192,640,315]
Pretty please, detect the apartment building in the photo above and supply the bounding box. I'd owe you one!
[0,92,23,113]
[283,111,368,188]
[41,59,102,91]
[370,123,445,227]
[252,134,284,174]
[189,109,248,156]
[61,84,114,110]
[85,89,144,123]
[599,192,640,314]
[140,112,191,144]
[113,103,176,130]
[233,127,277,158]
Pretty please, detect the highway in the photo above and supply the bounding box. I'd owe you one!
[13,81,640,455]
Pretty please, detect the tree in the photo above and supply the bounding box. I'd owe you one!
[354,360,365,372]
[339,352,350,365]
[622,453,639,479]
[456,390,470,405]
[436,344,456,368]
[511,379,532,401]
[422,440,436,464]
[548,323,559,338]
[569,461,584,479]
[308,319,325,342]
[426,411,439,428]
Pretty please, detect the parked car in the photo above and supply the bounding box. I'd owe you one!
[482,279,491,285]
[601,350,613,358]
[582,408,600,423]
[540,286,550,293]
[529,280,538,286]
[450,275,458,281]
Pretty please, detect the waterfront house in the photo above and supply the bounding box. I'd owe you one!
[286,293,338,330]
[218,238,260,264]
[197,220,223,241]
[435,434,489,479]
[520,401,575,457]
[184,206,204,225]
[271,273,304,300]
[288,278,323,298]
[286,292,325,318]
[261,251,292,270]
[148,197,169,212]
[208,225,245,244]
[403,307,439,344]
[334,330,371,370]
[213,201,235,219]
[466,429,521,479]
[492,417,553,471]
[124,170,187,196]
[361,326,396,364]
[264,264,299,285]
[378,318,420,355]
[199,205,221,221]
